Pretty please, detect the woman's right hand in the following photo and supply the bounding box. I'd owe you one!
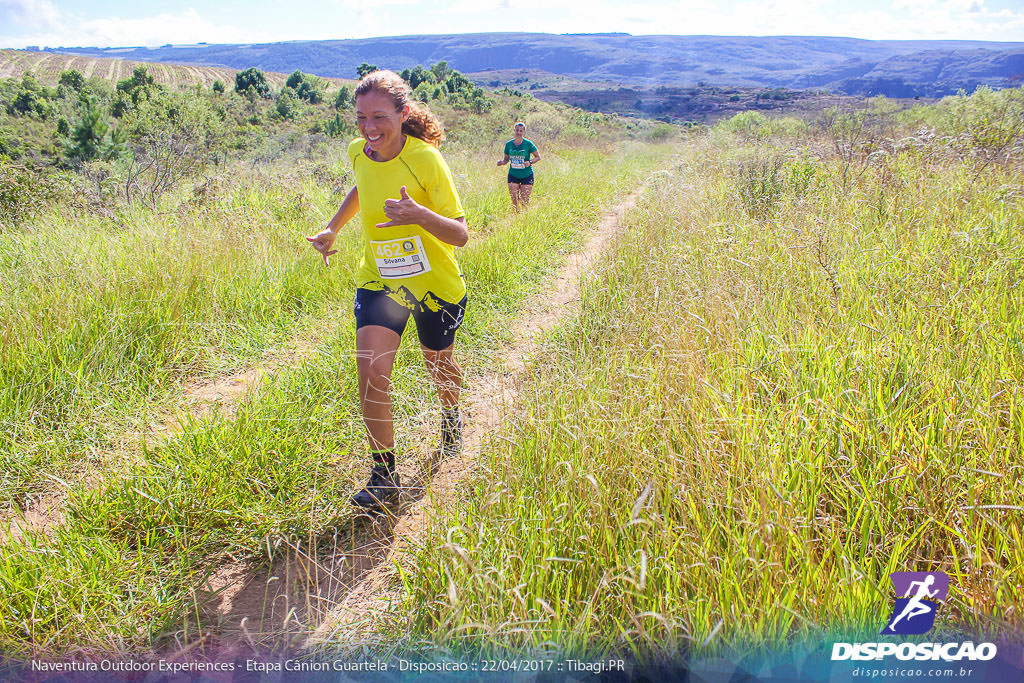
[306,228,339,266]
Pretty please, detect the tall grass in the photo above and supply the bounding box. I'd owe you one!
[0,169,358,504]
[0,138,675,653]
[397,107,1023,657]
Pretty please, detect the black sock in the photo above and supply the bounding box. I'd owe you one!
[370,449,395,474]
[442,407,461,429]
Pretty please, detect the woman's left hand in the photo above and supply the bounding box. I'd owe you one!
[376,186,423,228]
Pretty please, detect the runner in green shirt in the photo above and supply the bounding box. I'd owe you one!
[497,121,540,211]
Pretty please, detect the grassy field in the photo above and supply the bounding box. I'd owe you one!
[0,49,348,88]
[0,56,1021,663]
[393,91,1024,657]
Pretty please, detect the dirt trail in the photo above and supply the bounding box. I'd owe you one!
[287,185,650,651]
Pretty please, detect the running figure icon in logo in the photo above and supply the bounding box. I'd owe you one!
[882,571,949,635]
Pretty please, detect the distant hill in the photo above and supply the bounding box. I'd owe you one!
[28,33,1024,98]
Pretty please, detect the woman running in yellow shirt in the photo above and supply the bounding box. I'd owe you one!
[306,70,469,510]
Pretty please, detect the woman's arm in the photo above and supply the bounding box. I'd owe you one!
[497,153,509,167]
[378,186,469,247]
[528,149,541,166]
[306,186,359,265]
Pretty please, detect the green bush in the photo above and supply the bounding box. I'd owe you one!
[276,90,299,120]
[234,67,271,99]
[63,98,123,164]
[284,71,325,104]
[121,91,225,206]
[356,63,378,78]
[113,66,160,117]
[940,85,1024,162]
[58,69,85,91]
[322,111,356,138]
[645,122,675,142]
[334,86,352,109]
[0,160,66,228]
[718,110,772,141]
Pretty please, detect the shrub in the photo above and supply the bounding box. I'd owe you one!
[285,71,326,104]
[276,90,299,120]
[121,92,225,206]
[735,155,786,220]
[356,63,378,78]
[941,86,1024,165]
[645,122,675,142]
[58,69,85,91]
[63,98,123,164]
[322,112,356,138]
[718,110,771,141]
[0,160,66,228]
[334,86,352,109]
[235,67,271,99]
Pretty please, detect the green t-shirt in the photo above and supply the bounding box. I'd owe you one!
[349,136,467,307]
[504,138,538,180]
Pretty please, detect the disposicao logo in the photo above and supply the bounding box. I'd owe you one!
[882,571,948,636]
[831,571,998,663]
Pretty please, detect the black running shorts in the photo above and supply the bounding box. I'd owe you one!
[354,287,467,351]
[507,172,534,185]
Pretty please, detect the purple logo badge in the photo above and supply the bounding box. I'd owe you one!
[882,572,949,635]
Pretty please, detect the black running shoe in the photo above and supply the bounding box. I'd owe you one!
[351,466,401,509]
[441,407,464,457]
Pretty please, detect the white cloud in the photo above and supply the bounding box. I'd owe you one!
[76,8,256,47]
[0,6,264,48]
[0,0,61,27]
[944,0,983,13]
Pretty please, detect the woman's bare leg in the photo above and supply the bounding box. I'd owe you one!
[356,325,402,451]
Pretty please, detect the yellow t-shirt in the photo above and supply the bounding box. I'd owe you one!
[349,136,466,309]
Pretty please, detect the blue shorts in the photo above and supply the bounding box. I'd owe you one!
[354,287,467,351]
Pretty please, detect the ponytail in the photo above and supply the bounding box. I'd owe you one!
[402,102,444,148]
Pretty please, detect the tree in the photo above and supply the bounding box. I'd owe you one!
[63,97,122,163]
[10,72,51,117]
[285,70,305,89]
[412,82,434,102]
[297,78,325,104]
[444,71,472,94]
[116,65,155,95]
[113,65,161,116]
[58,69,85,91]
[430,60,452,83]
[212,79,225,94]
[404,65,432,89]
[121,92,224,206]
[356,62,379,78]
[276,90,299,119]
[334,85,352,108]
[234,67,271,99]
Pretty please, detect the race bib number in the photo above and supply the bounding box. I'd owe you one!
[510,157,526,169]
[372,236,431,278]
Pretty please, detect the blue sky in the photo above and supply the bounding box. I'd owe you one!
[2,0,1023,48]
